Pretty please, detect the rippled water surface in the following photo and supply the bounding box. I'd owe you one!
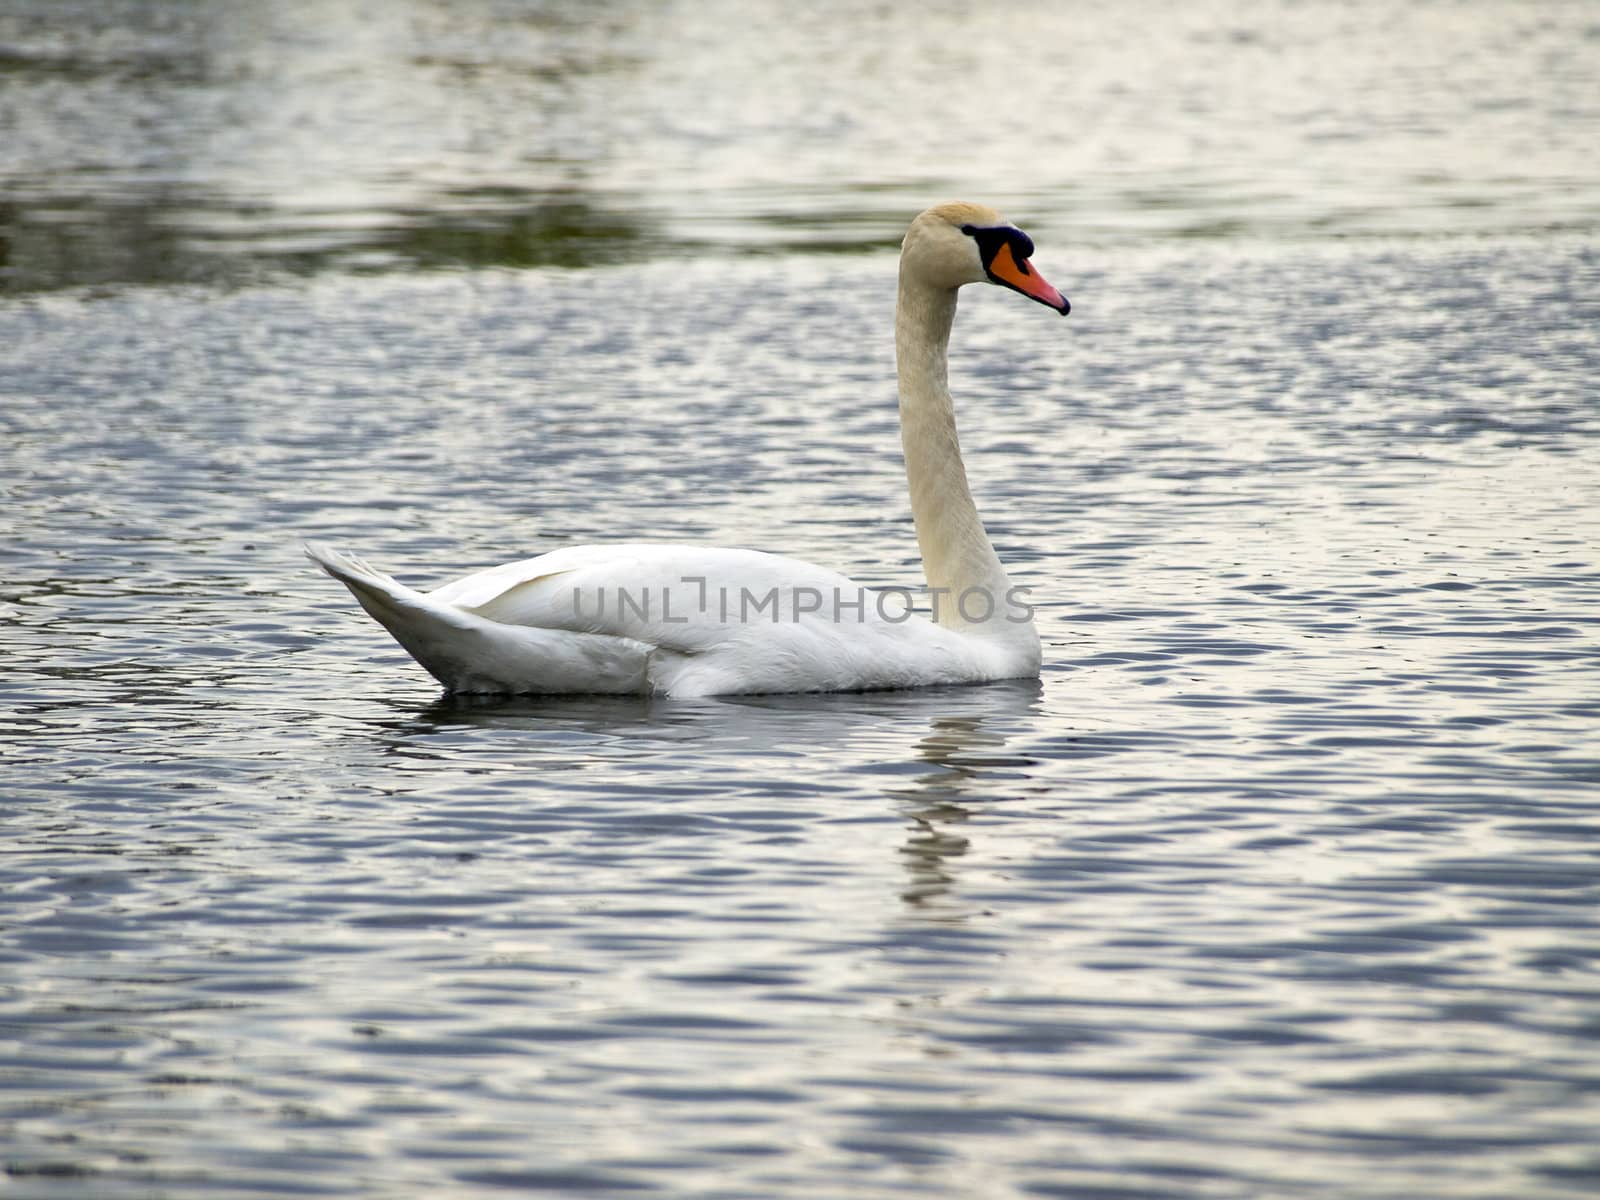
[4,2,1600,1198]
[3,0,1598,289]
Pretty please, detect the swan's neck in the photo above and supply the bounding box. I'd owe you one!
[896,271,1025,635]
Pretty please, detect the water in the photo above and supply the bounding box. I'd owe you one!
[3,0,1597,290]
[3,2,1600,1198]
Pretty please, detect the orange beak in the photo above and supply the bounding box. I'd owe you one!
[988,241,1069,314]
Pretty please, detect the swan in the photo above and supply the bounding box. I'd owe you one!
[307,201,1069,696]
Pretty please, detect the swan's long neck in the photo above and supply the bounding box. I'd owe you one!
[896,270,1023,634]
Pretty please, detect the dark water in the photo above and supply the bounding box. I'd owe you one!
[4,3,1600,1198]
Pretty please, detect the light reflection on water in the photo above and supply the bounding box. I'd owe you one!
[3,0,1600,1196]
[2,0,1598,291]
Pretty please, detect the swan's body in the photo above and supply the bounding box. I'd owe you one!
[309,202,1069,697]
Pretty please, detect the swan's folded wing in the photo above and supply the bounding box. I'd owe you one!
[430,544,882,656]
[425,545,644,608]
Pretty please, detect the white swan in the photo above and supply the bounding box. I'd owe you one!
[307,201,1068,696]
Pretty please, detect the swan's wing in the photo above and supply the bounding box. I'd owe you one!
[427,544,894,654]
[425,544,653,608]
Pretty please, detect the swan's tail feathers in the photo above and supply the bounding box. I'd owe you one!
[305,542,480,688]
[304,542,442,630]
[304,542,651,695]
[304,542,403,596]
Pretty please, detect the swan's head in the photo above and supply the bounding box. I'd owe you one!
[902,201,1069,315]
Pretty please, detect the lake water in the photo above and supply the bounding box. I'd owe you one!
[3,2,1599,1198]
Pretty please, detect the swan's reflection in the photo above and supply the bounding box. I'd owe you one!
[401,678,1039,747]
[374,679,1042,916]
[897,716,1011,912]
[891,688,1042,915]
